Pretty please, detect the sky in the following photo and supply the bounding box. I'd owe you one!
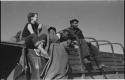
[1,1,124,54]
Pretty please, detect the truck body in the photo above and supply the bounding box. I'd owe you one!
[0,37,124,79]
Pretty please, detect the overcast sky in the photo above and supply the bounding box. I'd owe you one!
[1,1,124,54]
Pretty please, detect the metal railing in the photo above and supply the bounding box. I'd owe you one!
[110,43,124,54]
[85,37,124,54]
[85,37,114,54]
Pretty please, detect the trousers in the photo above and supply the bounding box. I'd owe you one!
[27,49,46,80]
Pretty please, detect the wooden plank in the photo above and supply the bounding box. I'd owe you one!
[89,58,124,62]
[69,56,80,60]
[68,58,80,61]
[103,67,124,72]
[66,47,78,52]
[69,60,82,65]
[99,52,124,58]
[114,68,124,71]
[97,56,124,60]
[90,61,124,68]
[106,66,124,69]
[91,61,124,66]
[71,65,83,69]
[70,65,84,71]
[95,55,124,58]
[68,52,80,56]
[68,55,81,60]
[91,57,124,62]
[0,41,25,48]
[92,65,124,71]
[71,68,124,74]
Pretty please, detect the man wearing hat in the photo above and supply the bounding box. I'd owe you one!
[57,19,91,72]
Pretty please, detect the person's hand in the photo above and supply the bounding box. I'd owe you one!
[39,47,49,58]
[37,43,47,53]
[35,41,42,47]
[67,39,71,46]
[34,49,41,56]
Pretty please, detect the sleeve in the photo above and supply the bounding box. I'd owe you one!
[38,33,47,48]
[56,33,61,39]
[57,29,70,42]
[77,30,85,39]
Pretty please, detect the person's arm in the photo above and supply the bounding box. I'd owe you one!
[45,33,49,51]
[34,41,48,58]
[38,41,47,54]
[38,24,42,30]
[57,29,69,42]
[56,33,61,39]
[27,24,34,34]
[77,29,85,39]
[37,24,42,34]
[38,41,49,58]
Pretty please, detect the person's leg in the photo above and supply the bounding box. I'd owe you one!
[39,56,47,75]
[27,49,41,80]
[79,39,90,59]
[79,39,95,73]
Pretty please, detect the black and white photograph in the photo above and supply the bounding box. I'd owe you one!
[0,0,124,80]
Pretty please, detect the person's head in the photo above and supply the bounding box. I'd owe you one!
[70,19,79,28]
[27,12,38,23]
[48,27,56,34]
[48,27,57,42]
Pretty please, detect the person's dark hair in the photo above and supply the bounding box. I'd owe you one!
[48,27,56,33]
[70,19,79,24]
[27,12,38,22]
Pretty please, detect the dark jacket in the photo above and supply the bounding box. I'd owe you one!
[58,27,84,42]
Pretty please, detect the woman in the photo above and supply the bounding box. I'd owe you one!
[14,12,48,80]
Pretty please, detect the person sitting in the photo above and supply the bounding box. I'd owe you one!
[57,19,91,65]
[42,27,69,80]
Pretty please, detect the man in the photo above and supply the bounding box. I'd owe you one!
[56,19,91,70]
[57,19,84,41]
[43,27,69,80]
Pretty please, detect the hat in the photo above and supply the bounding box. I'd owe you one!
[70,19,79,24]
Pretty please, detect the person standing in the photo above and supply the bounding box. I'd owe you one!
[18,12,45,80]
